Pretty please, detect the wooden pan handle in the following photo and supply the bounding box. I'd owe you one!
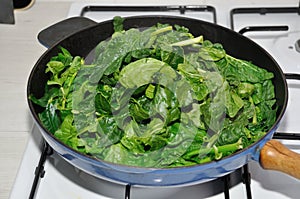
[260,139,300,179]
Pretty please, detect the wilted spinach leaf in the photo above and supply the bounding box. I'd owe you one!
[30,19,277,168]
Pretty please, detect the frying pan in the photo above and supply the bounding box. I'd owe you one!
[27,16,300,186]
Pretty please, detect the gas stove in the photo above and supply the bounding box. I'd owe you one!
[10,1,300,199]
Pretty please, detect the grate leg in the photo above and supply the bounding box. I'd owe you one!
[29,141,53,199]
[125,184,131,199]
[242,164,252,199]
[223,174,230,199]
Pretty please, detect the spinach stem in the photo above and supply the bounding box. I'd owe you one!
[185,138,243,159]
[217,138,243,154]
[171,36,203,47]
[249,96,257,125]
[151,26,173,36]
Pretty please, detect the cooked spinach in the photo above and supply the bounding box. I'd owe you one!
[30,17,277,167]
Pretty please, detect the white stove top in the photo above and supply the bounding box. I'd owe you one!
[10,1,300,198]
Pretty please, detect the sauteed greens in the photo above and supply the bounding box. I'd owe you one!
[30,17,277,167]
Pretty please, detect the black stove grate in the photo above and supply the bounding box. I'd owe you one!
[28,128,300,199]
[79,5,217,24]
[29,141,52,199]
[28,141,254,199]
[230,4,300,31]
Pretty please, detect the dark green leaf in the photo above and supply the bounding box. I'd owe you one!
[39,102,61,134]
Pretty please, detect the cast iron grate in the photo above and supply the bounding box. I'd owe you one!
[230,3,300,32]
[28,141,254,199]
[28,126,300,199]
[79,5,217,24]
